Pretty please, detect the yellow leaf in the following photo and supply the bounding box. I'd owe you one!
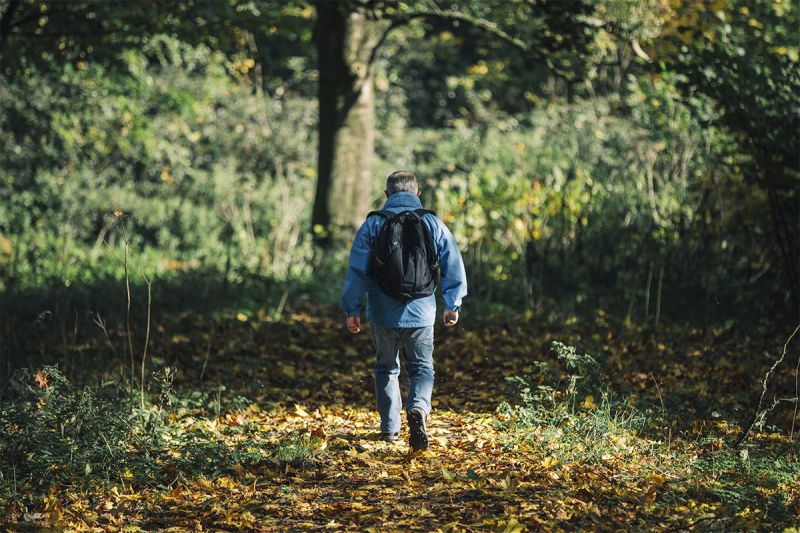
[499,475,518,492]
[215,476,237,489]
[236,312,248,322]
[467,63,489,76]
[441,466,455,482]
[580,395,597,410]
[280,364,296,379]
[34,370,50,389]
[498,517,526,533]
[541,456,559,469]
[195,476,213,489]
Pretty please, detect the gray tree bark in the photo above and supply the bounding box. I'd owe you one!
[312,2,384,246]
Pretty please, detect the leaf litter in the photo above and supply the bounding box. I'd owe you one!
[1,302,798,530]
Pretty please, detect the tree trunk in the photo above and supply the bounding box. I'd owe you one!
[312,2,382,246]
[767,183,800,307]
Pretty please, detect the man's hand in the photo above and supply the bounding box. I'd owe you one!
[443,309,459,327]
[346,316,361,334]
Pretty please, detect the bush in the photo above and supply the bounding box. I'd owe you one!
[0,36,318,292]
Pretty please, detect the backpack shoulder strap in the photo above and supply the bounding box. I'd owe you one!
[413,209,440,269]
[367,209,395,219]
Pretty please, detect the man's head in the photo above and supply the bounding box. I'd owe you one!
[385,171,420,198]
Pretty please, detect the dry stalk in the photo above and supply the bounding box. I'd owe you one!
[121,221,135,398]
[200,333,212,384]
[91,312,118,361]
[650,372,671,446]
[791,340,800,440]
[140,274,152,411]
[736,323,800,447]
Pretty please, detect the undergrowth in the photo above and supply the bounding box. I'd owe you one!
[499,341,648,464]
[498,341,800,527]
[0,366,320,508]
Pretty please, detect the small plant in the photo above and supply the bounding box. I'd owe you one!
[274,434,325,469]
[500,341,646,463]
[153,366,176,412]
[208,384,226,418]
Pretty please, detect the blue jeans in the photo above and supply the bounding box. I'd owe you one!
[370,324,435,434]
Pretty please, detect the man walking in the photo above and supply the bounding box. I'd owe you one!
[340,171,467,451]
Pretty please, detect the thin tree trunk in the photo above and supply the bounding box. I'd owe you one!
[655,266,664,328]
[644,265,653,321]
[767,184,799,307]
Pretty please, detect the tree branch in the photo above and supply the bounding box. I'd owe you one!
[736,323,800,447]
[387,7,530,53]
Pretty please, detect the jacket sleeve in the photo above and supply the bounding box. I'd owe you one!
[431,218,468,311]
[339,220,373,317]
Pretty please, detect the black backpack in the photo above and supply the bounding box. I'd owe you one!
[367,208,440,301]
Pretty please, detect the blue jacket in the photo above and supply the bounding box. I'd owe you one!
[340,192,468,328]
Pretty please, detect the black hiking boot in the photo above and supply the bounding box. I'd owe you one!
[407,407,428,451]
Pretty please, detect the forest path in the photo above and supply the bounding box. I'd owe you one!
[136,304,557,530]
[31,303,795,531]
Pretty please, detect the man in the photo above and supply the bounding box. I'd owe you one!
[340,171,467,451]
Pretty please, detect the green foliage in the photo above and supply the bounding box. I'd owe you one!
[0,0,795,347]
[0,365,277,504]
[382,0,597,125]
[656,0,800,176]
[500,341,646,464]
[0,366,157,491]
[1,35,317,291]
[379,67,783,318]
[690,446,800,515]
[499,340,800,525]
[653,0,800,298]
[273,434,325,470]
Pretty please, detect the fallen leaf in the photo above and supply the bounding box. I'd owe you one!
[34,370,49,389]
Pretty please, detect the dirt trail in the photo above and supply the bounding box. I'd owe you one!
[72,306,551,531]
[18,305,796,530]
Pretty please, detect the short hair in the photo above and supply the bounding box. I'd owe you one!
[386,171,418,196]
